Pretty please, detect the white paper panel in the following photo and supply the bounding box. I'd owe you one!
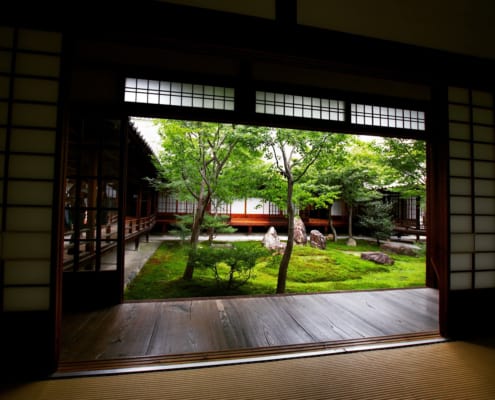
[475,234,495,252]
[475,253,495,270]
[475,179,495,197]
[0,76,9,97]
[0,50,11,73]
[6,207,52,231]
[3,287,50,311]
[475,271,495,289]
[475,198,495,215]
[9,155,54,179]
[449,159,471,177]
[0,101,7,125]
[4,260,51,285]
[474,161,495,179]
[449,178,471,196]
[448,87,469,103]
[0,128,6,151]
[449,122,470,140]
[450,233,474,252]
[473,125,495,143]
[14,78,59,103]
[7,181,53,205]
[449,140,471,159]
[12,103,58,128]
[17,29,62,52]
[472,91,493,107]
[449,196,472,214]
[450,215,472,233]
[15,53,60,77]
[450,272,472,290]
[473,108,494,125]
[449,104,470,122]
[10,129,56,153]
[475,216,495,233]
[473,143,495,161]
[0,26,14,47]
[2,232,51,258]
[450,253,472,271]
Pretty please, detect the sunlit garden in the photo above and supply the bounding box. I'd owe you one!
[126,118,427,299]
[124,238,425,300]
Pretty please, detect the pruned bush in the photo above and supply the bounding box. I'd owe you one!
[190,243,269,290]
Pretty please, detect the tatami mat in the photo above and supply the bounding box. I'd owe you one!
[2,340,495,400]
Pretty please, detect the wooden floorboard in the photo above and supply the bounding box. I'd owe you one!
[60,288,439,365]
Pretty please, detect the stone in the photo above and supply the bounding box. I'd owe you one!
[310,230,326,250]
[346,237,357,247]
[294,217,307,245]
[381,242,419,256]
[361,252,395,265]
[274,242,287,255]
[262,226,282,251]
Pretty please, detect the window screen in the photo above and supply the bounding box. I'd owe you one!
[255,91,345,121]
[351,103,426,131]
[125,78,235,111]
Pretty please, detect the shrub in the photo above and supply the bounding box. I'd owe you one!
[357,200,394,245]
[190,243,269,290]
[169,214,193,244]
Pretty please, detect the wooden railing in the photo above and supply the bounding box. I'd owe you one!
[125,215,156,239]
[63,214,156,270]
[393,218,426,239]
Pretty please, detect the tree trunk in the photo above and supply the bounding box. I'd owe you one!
[328,204,337,242]
[348,206,353,238]
[183,187,210,280]
[208,210,218,245]
[277,179,294,294]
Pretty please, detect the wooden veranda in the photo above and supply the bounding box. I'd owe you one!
[59,287,439,372]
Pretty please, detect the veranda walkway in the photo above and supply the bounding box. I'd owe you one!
[59,287,439,372]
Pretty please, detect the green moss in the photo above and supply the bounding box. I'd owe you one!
[124,239,426,300]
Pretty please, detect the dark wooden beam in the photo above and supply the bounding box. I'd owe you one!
[276,0,297,25]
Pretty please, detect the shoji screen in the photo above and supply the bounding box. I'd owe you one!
[448,87,495,290]
[0,27,61,311]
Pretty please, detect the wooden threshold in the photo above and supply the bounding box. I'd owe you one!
[57,330,442,375]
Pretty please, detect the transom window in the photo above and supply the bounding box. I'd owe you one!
[351,103,426,131]
[124,78,235,111]
[124,78,427,132]
[255,91,345,121]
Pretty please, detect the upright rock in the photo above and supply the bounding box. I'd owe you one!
[294,217,307,245]
[310,230,326,250]
[346,237,357,247]
[262,226,283,252]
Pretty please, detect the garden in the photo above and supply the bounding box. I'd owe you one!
[127,118,427,299]
[124,238,425,300]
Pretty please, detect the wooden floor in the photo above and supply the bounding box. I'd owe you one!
[60,288,439,368]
